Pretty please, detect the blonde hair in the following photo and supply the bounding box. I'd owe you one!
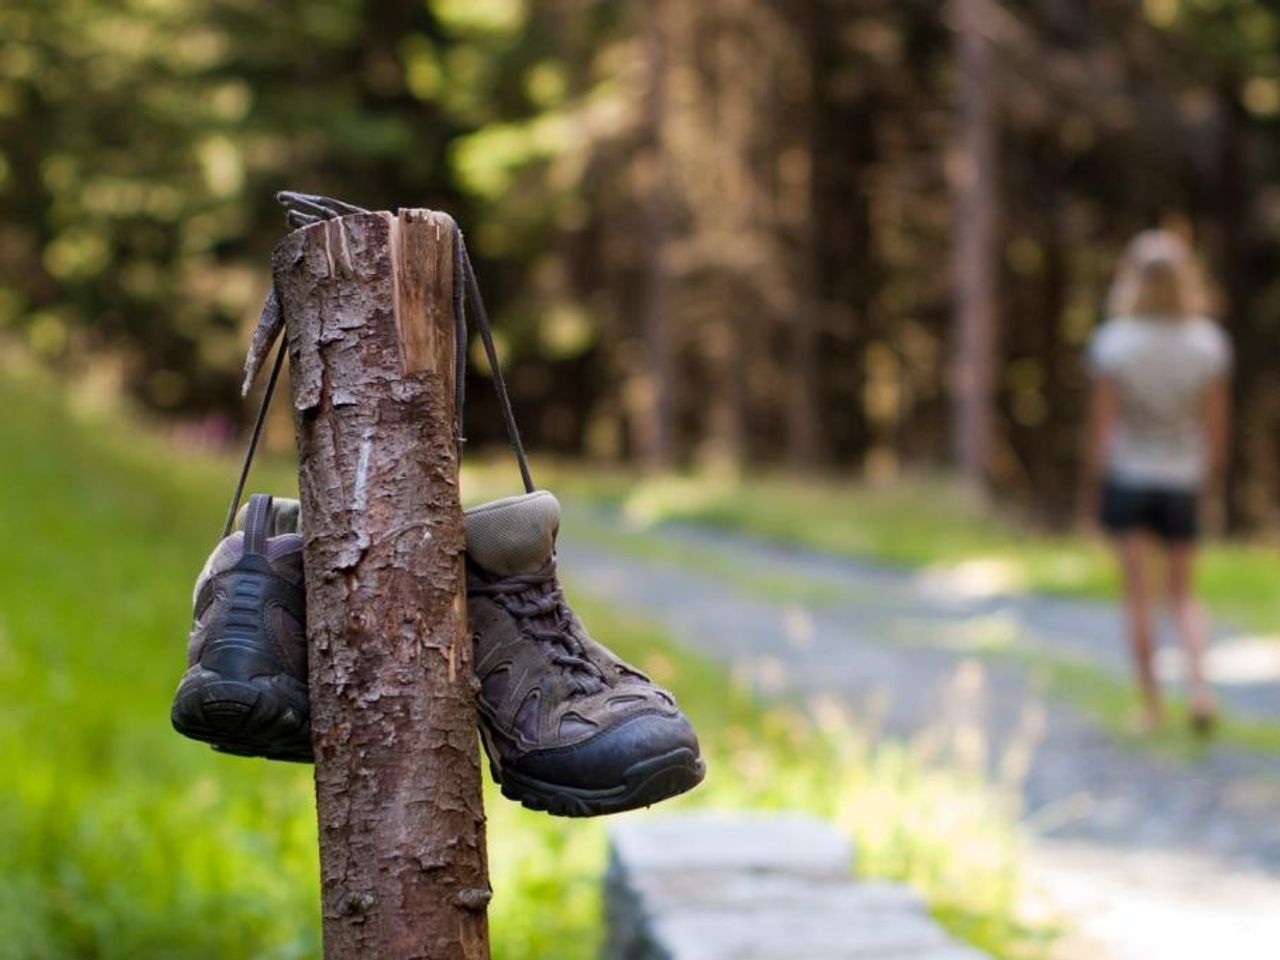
[1106,229,1212,320]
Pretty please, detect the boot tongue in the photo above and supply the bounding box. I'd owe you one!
[465,491,561,577]
[233,497,302,536]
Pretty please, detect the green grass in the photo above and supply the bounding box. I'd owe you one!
[465,461,1280,636]
[0,356,1053,959]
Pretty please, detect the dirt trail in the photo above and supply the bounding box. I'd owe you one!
[559,513,1280,960]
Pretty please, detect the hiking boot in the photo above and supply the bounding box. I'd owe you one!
[466,491,705,817]
[171,494,312,762]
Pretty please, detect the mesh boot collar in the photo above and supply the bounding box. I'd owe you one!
[464,490,560,576]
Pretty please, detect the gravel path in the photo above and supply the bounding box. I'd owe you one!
[558,511,1280,960]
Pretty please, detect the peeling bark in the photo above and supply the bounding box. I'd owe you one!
[273,209,490,960]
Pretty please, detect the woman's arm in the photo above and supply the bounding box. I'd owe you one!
[1078,377,1117,526]
[1204,377,1231,499]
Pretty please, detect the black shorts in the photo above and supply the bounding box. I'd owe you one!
[1100,480,1200,542]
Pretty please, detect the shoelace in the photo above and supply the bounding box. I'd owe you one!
[223,192,535,536]
[467,560,608,695]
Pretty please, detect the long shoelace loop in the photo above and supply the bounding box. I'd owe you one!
[468,561,607,694]
[222,198,535,534]
[222,338,287,538]
[452,225,535,494]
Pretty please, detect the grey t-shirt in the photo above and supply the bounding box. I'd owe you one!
[1087,315,1231,490]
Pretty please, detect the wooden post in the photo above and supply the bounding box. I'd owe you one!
[273,209,491,959]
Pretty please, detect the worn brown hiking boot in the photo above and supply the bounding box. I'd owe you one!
[171,494,312,762]
[466,491,705,817]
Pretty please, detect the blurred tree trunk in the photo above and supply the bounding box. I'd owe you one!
[1214,80,1268,530]
[697,0,754,471]
[785,0,823,469]
[950,0,999,490]
[786,286,821,468]
[1038,195,1070,519]
[810,6,877,468]
[635,0,674,470]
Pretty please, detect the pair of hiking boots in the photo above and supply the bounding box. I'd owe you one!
[172,193,702,817]
[171,488,706,819]
[171,490,705,817]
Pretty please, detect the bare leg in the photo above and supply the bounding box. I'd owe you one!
[1167,542,1216,730]
[1116,532,1162,729]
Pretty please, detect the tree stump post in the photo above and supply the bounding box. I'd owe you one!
[272,209,491,959]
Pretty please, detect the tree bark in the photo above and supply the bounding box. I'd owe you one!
[950,0,999,490]
[273,210,490,959]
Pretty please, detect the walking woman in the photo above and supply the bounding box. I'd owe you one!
[1081,229,1232,733]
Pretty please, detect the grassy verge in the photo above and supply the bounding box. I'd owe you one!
[463,459,1280,635]
[0,360,1053,959]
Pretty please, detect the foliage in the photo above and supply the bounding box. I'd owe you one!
[0,0,481,408]
[0,357,1051,959]
[5,0,1280,528]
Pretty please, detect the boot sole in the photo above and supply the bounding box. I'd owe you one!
[171,666,313,763]
[490,747,706,818]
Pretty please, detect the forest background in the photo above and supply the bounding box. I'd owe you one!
[3,0,1279,530]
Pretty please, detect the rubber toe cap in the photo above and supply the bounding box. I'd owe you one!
[515,711,701,791]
